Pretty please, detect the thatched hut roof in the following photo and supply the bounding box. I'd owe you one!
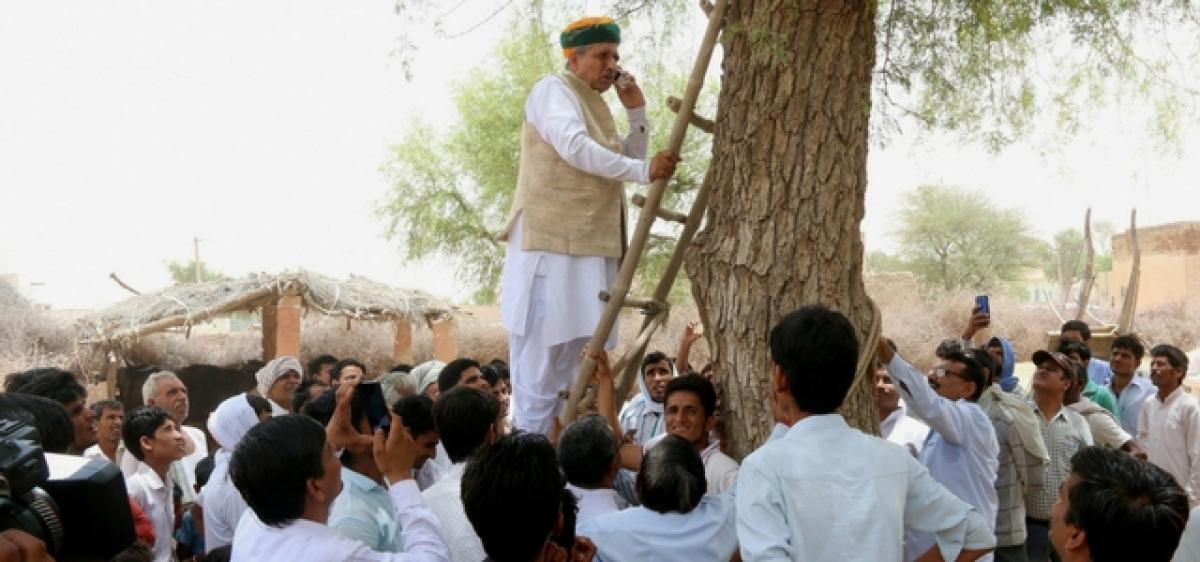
[78,271,454,346]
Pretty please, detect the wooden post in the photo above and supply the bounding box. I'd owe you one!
[393,319,414,365]
[430,317,458,362]
[103,347,121,399]
[262,295,302,360]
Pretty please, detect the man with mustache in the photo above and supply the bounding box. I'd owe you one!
[499,15,680,439]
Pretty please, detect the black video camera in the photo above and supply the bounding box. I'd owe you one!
[0,419,135,560]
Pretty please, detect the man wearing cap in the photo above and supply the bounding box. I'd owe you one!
[499,16,681,438]
[878,340,1000,562]
[1025,351,1093,562]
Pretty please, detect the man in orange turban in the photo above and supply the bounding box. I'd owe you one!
[498,16,681,439]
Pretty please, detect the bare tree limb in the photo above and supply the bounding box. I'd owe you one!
[666,96,715,133]
[109,273,141,295]
[1075,208,1095,321]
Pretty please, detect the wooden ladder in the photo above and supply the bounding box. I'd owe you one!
[559,0,728,426]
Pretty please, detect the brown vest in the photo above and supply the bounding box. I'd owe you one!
[499,72,626,258]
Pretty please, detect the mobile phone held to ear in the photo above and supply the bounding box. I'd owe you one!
[614,67,631,90]
[975,295,990,315]
[358,381,391,431]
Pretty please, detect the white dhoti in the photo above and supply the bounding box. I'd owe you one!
[502,215,617,438]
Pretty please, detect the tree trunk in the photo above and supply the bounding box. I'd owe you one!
[687,0,878,459]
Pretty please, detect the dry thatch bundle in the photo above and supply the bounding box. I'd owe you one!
[77,270,454,347]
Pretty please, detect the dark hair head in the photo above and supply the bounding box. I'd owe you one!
[1111,335,1145,361]
[641,351,670,374]
[306,355,338,379]
[462,432,564,562]
[1058,340,1092,362]
[195,455,215,488]
[637,435,706,514]
[971,349,999,386]
[230,415,328,527]
[389,363,414,374]
[90,399,124,419]
[1151,344,1190,374]
[330,358,367,384]
[557,415,618,488]
[942,351,986,402]
[0,393,75,454]
[392,395,436,437]
[438,358,482,394]
[1061,320,1092,341]
[4,368,86,406]
[292,379,329,413]
[769,306,859,414]
[664,374,717,418]
[433,386,499,463]
[123,406,173,461]
[480,363,509,387]
[1065,446,1188,561]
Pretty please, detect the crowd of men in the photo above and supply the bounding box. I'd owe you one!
[3,14,1198,562]
[1,306,1198,562]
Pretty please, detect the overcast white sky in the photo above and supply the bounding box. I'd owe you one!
[2,1,1197,310]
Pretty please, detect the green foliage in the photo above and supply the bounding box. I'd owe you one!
[866,250,908,274]
[380,9,714,304]
[1043,228,1087,284]
[166,260,225,285]
[874,1,1200,149]
[895,185,1043,292]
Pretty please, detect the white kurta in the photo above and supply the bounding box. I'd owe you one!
[1139,385,1200,507]
[502,75,650,437]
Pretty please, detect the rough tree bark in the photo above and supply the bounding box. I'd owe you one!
[687,1,879,458]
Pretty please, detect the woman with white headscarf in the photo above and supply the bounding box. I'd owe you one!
[256,356,303,415]
[199,393,271,552]
[411,360,445,400]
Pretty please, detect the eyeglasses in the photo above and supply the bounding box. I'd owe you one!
[931,367,966,380]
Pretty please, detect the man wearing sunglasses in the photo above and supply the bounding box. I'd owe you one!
[879,340,1000,562]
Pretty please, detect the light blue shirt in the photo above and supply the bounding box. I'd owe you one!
[887,355,1000,562]
[579,495,737,562]
[1087,358,1113,386]
[1109,373,1157,435]
[329,468,403,553]
[736,415,994,561]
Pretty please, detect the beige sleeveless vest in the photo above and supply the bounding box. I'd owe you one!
[499,72,626,258]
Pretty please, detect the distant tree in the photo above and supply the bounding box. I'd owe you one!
[865,250,908,275]
[895,185,1042,292]
[166,260,225,285]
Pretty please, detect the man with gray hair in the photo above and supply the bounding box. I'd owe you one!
[121,371,208,503]
[558,414,625,523]
[578,435,737,560]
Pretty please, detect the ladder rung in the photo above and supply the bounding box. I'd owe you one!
[597,291,666,315]
[631,194,688,224]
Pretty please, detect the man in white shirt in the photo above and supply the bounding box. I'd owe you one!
[1026,351,1093,562]
[738,306,994,562]
[1139,344,1200,508]
[1052,446,1187,562]
[137,371,209,502]
[123,405,188,562]
[228,411,448,561]
[876,354,930,457]
[618,352,675,446]
[638,374,739,495]
[201,393,271,553]
[421,387,500,562]
[881,342,1000,561]
[83,400,128,465]
[256,357,303,415]
[499,15,679,439]
[558,415,626,523]
[580,435,737,561]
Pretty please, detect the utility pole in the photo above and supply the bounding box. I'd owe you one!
[193,236,202,283]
